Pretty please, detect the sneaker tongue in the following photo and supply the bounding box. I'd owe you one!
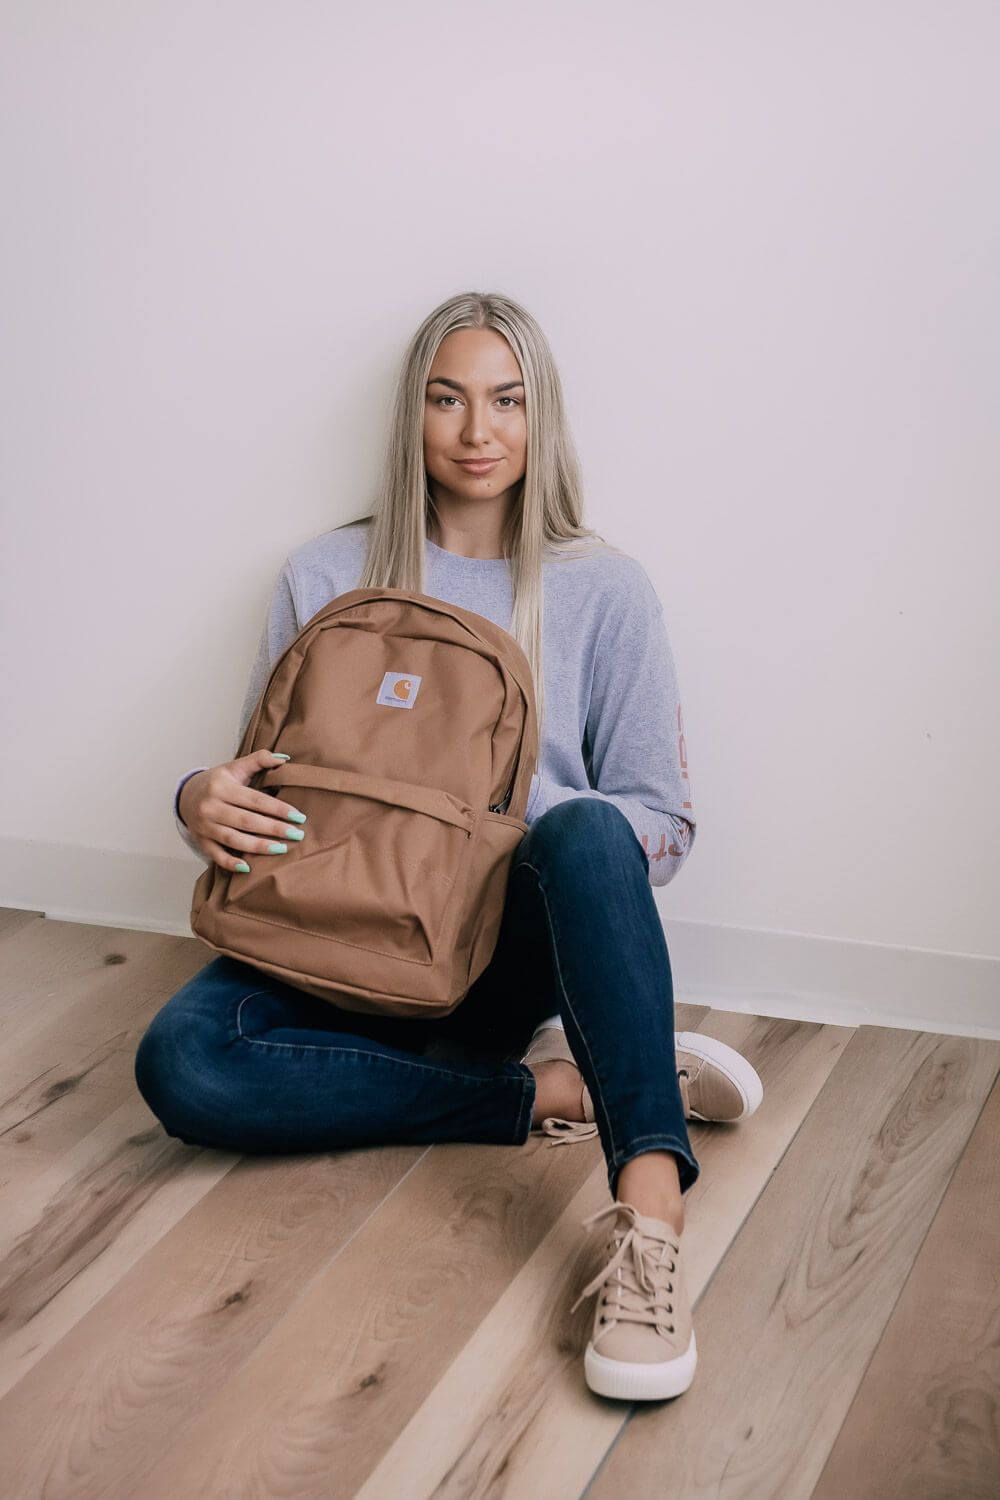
[630,1207,680,1242]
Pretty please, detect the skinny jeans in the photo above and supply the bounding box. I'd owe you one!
[135,798,700,1199]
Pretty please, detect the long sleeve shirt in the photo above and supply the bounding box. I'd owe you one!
[173,519,697,887]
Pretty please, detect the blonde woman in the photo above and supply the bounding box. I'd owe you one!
[136,291,763,1402]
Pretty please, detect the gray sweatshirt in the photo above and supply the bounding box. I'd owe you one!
[173,519,696,887]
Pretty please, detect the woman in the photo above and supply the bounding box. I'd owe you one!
[136,290,763,1403]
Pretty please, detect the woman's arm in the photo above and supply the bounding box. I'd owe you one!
[526,564,696,888]
[172,559,301,862]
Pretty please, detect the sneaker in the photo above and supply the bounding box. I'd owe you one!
[675,1031,763,1122]
[519,1022,763,1143]
[519,1022,600,1146]
[570,1199,697,1400]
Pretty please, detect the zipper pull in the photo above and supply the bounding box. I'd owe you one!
[489,778,514,815]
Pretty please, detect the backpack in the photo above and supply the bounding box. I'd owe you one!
[189,586,539,1019]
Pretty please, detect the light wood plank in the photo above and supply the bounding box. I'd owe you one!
[0,908,44,942]
[0,919,208,1192]
[0,1097,242,1397]
[0,1125,432,1495]
[812,1075,1000,1500]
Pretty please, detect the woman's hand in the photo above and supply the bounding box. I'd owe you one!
[178,749,306,872]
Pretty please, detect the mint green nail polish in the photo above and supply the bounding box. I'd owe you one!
[286,809,307,823]
[267,842,288,854]
[234,860,250,873]
[283,827,305,840]
[273,753,291,761]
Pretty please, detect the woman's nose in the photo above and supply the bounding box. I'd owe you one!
[462,404,492,443]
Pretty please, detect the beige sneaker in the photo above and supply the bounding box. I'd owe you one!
[519,1022,600,1145]
[675,1031,763,1122]
[570,1199,697,1400]
[519,1022,762,1143]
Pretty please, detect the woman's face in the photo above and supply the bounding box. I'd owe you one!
[423,327,527,510]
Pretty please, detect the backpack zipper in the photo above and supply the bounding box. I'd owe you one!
[489,776,515,815]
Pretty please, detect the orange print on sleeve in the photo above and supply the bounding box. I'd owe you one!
[641,823,691,864]
[678,702,692,811]
[640,703,693,866]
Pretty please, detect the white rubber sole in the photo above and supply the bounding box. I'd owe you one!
[675,1031,764,1120]
[584,1327,698,1400]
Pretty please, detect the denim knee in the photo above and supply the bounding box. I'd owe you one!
[521,796,649,877]
[133,1003,221,1141]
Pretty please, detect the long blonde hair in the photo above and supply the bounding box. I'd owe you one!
[350,290,625,744]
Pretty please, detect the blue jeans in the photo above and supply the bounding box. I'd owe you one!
[135,799,700,1199]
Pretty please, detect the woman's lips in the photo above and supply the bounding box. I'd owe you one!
[456,459,502,474]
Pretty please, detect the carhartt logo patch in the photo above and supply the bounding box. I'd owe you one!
[376,671,422,709]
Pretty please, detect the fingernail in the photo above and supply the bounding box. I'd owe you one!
[267,842,288,854]
[286,809,307,823]
[234,860,250,872]
[273,753,291,761]
[283,827,305,840]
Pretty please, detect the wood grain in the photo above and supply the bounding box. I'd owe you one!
[585,1027,1000,1500]
[812,1075,1000,1500]
[1,911,996,1499]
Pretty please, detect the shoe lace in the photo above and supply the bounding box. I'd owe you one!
[538,1073,599,1146]
[539,1116,600,1146]
[568,1201,679,1328]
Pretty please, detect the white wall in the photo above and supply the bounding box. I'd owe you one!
[2,2,997,1027]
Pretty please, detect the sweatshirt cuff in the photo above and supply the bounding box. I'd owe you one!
[174,767,213,865]
[174,767,208,825]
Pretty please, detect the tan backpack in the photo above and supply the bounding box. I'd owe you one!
[189,586,539,1019]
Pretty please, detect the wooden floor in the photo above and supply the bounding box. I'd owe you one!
[0,905,997,1500]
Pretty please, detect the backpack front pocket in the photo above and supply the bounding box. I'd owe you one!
[223,764,476,964]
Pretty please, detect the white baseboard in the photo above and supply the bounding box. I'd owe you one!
[666,918,1000,1039]
[2,837,998,1040]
